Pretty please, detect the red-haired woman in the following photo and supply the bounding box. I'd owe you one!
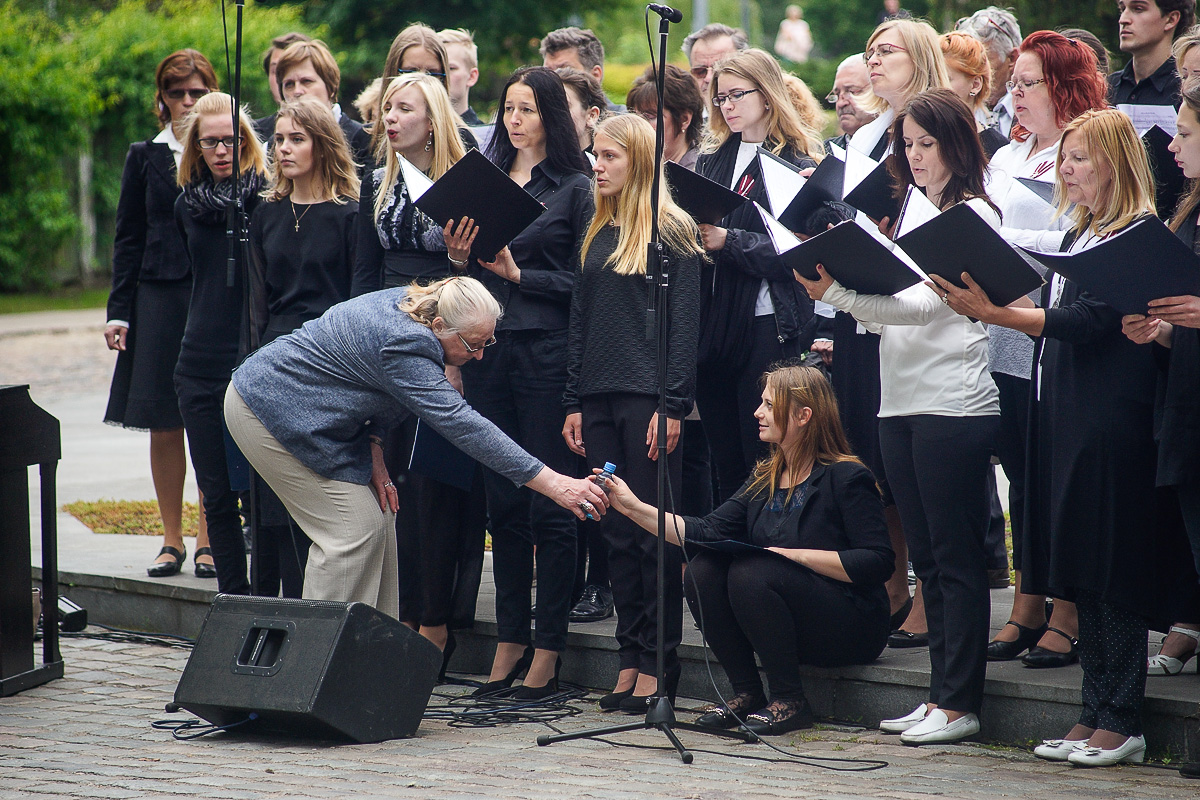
[982,31,1108,670]
[104,50,219,579]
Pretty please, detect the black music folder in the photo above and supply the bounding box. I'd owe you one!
[1015,176,1056,206]
[665,161,748,224]
[896,202,1046,307]
[843,154,901,223]
[1143,124,1187,220]
[408,419,476,492]
[1020,216,1200,316]
[414,148,546,261]
[785,220,921,297]
[757,148,845,231]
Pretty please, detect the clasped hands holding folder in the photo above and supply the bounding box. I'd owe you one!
[442,215,521,282]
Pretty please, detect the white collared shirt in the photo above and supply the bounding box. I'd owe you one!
[152,124,184,169]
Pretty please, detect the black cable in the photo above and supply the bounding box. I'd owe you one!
[56,623,195,650]
[423,681,589,728]
[152,714,256,740]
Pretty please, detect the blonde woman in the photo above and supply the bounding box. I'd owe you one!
[936,108,1174,766]
[348,71,483,657]
[1174,25,1200,80]
[225,276,610,620]
[835,17,951,643]
[562,114,703,709]
[173,92,266,595]
[369,24,456,160]
[693,48,823,505]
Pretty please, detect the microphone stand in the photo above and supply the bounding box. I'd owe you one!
[226,0,263,595]
[537,6,755,763]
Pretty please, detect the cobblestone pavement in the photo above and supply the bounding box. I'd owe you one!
[1,638,1195,800]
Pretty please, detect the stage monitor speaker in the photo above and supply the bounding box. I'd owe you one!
[174,594,441,743]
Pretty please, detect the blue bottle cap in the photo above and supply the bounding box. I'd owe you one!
[603,462,617,473]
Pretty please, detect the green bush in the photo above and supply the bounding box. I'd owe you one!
[0,0,312,292]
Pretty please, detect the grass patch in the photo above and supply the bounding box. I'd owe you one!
[64,499,201,537]
[0,287,108,315]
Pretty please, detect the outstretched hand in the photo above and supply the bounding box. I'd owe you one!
[795,264,834,301]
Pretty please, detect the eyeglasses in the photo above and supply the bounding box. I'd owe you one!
[165,88,210,100]
[197,136,244,150]
[863,44,907,62]
[712,88,759,107]
[690,65,715,80]
[456,332,497,353]
[397,68,447,80]
[825,87,865,104]
[1005,78,1046,93]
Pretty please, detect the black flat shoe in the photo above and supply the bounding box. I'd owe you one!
[471,646,534,697]
[569,584,614,623]
[1021,627,1078,668]
[193,547,216,579]
[987,620,1047,661]
[742,697,815,737]
[887,629,929,648]
[695,692,767,730]
[147,545,185,578]
[888,596,914,632]
[598,688,634,711]
[1179,761,1200,779]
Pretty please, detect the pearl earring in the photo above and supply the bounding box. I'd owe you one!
[425,133,433,152]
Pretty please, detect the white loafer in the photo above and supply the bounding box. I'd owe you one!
[1067,735,1146,767]
[880,703,929,733]
[900,709,980,745]
[1033,738,1088,761]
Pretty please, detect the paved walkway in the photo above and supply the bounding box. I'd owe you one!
[2,637,1197,800]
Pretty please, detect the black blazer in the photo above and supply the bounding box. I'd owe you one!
[682,460,894,589]
[107,140,188,322]
[1156,208,1200,486]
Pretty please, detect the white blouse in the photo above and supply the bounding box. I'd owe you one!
[821,197,1001,419]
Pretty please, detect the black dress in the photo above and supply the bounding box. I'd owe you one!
[104,138,190,431]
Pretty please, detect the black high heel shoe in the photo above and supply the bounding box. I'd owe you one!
[598,687,635,711]
[987,620,1047,661]
[512,656,563,700]
[619,662,681,714]
[471,646,534,697]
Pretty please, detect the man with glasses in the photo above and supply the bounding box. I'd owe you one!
[1108,0,1194,107]
[274,39,372,165]
[682,23,749,98]
[956,7,1022,137]
[825,53,877,150]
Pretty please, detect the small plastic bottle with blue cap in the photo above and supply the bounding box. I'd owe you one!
[596,462,617,493]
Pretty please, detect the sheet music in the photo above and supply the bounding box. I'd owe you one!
[396,152,434,201]
[755,202,801,254]
[757,151,806,218]
[1117,103,1178,136]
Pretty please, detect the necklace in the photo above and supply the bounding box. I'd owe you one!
[290,198,315,232]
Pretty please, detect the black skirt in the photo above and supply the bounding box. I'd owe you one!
[104,277,189,431]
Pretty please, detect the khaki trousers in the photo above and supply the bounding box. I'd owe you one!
[223,384,399,619]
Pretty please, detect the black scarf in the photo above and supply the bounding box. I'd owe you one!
[182,170,264,225]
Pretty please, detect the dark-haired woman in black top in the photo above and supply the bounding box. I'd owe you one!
[173,92,267,596]
[247,96,360,597]
[105,49,218,579]
[464,66,593,698]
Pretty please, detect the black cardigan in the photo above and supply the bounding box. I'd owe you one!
[694,135,817,367]
[107,140,189,322]
[683,461,894,590]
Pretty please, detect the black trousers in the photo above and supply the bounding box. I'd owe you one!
[879,413,998,714]
[993,372,1030,570]
[685,551,889,700]
[984,467,1008,572]
[582,393,683,674]
[573,519,610,596]
[1076,589,1148,736]
[463,331,578,652]
[680,418,713,517]
[696,316,800,503]
[388,417,488,629]
[175,372,249,595]
[1175,480,1200,579]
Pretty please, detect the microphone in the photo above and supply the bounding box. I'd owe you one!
[647,3,682,22]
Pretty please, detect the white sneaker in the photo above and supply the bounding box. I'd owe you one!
[1067,735,1146,767]
[1033,738,1088,761]
[879,703,929,733]
[900,709,980,745]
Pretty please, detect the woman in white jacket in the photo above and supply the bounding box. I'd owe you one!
[798,89,999,746]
